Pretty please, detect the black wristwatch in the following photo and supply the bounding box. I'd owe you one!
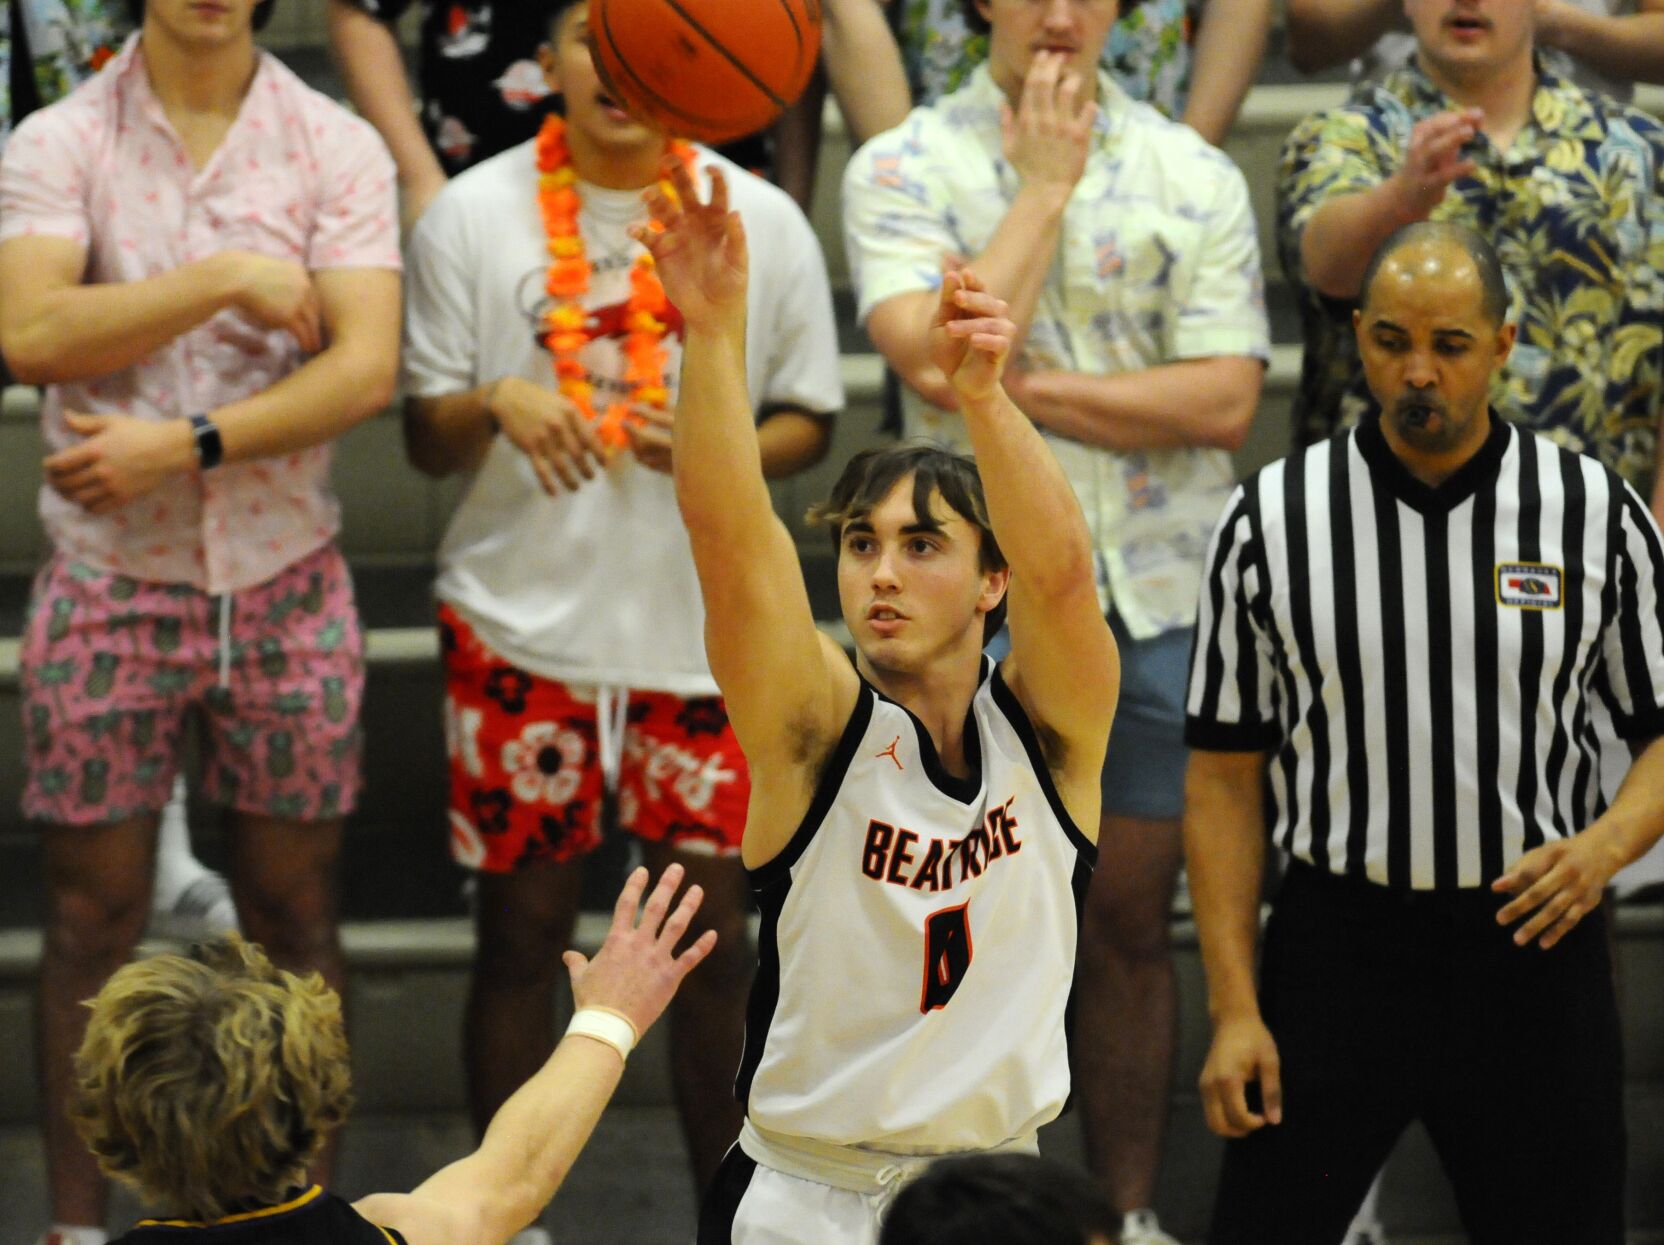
[189,412,224,470]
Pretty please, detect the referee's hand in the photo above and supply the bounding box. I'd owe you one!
[1199,1014,1283,1138]
[1492,831,1623,950]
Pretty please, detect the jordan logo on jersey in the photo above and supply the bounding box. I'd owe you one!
[876,736,904,770]
[860,798,1022,894]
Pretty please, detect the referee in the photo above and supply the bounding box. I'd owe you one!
[1184,221,1664,1245]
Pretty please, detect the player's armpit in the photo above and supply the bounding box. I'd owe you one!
[695,513,861,776]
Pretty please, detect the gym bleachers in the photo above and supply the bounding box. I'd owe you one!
[0,3,1661,1237]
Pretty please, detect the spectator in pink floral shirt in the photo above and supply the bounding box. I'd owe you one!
[0,1,400,1242]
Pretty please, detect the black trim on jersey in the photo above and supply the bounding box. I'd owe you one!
[749,683,876,891]
[734,684,875,1108]
[735,865,790,1110]
[117,1189,401,1245]
[1058,849,1096,1119]
[988,665,1097,865]
[697,1145,760,1245]
[1354,410,1511,514]
[867,661,987,806]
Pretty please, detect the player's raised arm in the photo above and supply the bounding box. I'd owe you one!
[936,270,1118,813]
[632,161,856,785]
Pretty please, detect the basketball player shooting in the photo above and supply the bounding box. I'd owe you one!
[634,160,1120,1244]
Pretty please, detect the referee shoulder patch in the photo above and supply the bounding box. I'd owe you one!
[1496,563,1563,610]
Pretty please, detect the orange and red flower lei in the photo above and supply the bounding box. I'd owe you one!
[536,115,695,454]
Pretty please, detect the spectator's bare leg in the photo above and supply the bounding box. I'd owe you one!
[464,860,587,1138]
[1074,812,1185,1217]
[642,841,753,1195]
[230,813,347,1185]
[38,817,159,1227]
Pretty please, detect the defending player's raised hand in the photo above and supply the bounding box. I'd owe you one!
[928,268,1018,406]
[1492,830,1623,949]
[562,863,717,1041]
[1199,1013,1284,1138]
[631,158,748,334]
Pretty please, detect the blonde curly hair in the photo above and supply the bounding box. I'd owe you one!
[70,936,353,1220]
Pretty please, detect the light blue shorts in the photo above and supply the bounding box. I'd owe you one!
[987,611,1192,821]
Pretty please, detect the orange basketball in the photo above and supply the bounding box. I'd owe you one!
[588,0,822,145]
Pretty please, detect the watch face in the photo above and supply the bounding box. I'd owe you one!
[191,413,223,468]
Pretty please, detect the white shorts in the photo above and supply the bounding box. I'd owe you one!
[700,1148,888,1245]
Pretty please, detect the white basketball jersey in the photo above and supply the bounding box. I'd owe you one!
[737,659,1097,1153]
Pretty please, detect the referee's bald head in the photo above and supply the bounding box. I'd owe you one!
[1359,222,1511,327]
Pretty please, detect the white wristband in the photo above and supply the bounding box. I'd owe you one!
[565,1007,640,1062]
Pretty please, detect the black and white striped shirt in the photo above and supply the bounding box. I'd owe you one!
[1186,414,1664,890]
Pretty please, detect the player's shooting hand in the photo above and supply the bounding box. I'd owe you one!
[44,411,194,514]
[487,375,605,496]
[1492,828,1624,949]
[1387,109,1483,222]
[564,864,717,1039]
[631,159,749,334]
[1002,52,1097,201]
[929,267,1017,405]
[625,404,674,473]
[1199,1012,1283,1138]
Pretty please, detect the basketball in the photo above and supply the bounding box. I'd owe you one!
[587,0,822,145]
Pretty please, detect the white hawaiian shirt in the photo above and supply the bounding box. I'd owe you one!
[843,64,1270,640]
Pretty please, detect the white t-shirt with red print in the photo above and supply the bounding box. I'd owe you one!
[403,143,843,696]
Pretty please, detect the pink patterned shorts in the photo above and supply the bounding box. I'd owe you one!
[19,544,364,827]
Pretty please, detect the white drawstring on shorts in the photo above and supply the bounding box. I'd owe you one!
[217,593,233,689]
[595,684,631,793]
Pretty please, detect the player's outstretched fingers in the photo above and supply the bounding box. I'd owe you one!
[674,929,719,979]
[609,865,652,937]
[657,882,705,948]
[638,861,685,935]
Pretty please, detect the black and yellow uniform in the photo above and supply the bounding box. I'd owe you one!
[111,1187,405,1245]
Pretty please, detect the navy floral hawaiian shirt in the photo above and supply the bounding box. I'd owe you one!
[1278,58,1664,490]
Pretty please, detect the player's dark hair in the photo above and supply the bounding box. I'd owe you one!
[879,1153,1118,1245]
[125,0,277,31]
[957,0,1142,37]
[809,443,1009,643]
[1359,221,1511,327]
